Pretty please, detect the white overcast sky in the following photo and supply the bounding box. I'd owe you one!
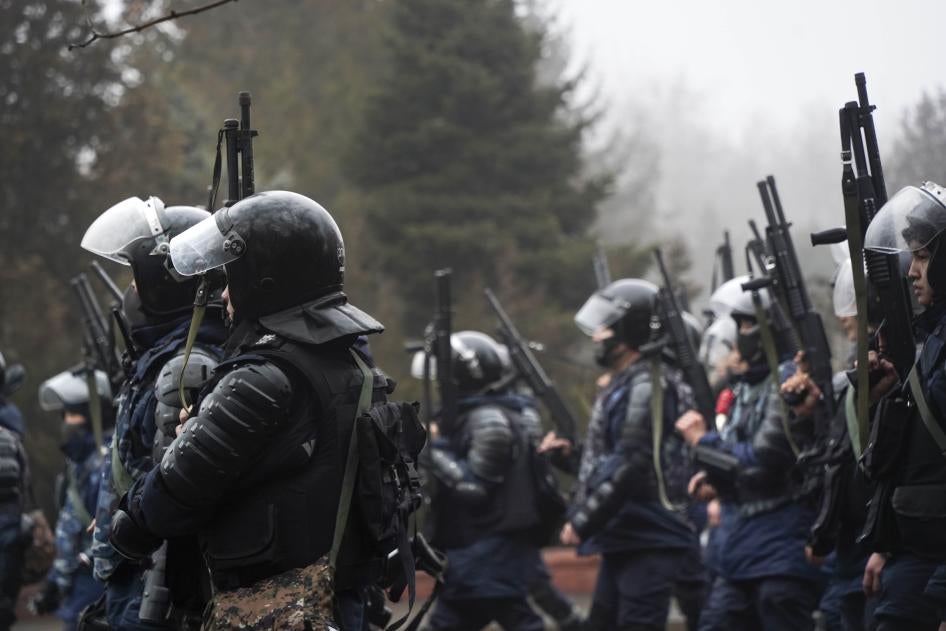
[551,0,945,139]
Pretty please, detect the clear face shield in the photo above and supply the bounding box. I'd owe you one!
[81,197,169,265]
[864,184,946,255]
[574,292,630,337]
[168,208,246,277]
[699,316,735,368]
[38,370,111,412]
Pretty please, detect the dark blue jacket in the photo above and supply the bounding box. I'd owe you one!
[573,361,696,556]
[436,393,543,599]
[92,317,226,581]
[0,401,24,437]
[698,367,821,582]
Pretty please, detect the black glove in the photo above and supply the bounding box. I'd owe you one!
[28,579,61,615]
[109,509,160,561]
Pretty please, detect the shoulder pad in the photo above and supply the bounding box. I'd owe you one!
[153,346,220,406]
[158,360,293,507]
[211,361,294,421]
[258,293,384,345]
[465,405,514,482]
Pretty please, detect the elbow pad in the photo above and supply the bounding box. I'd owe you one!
[159,361,292,507]
[466,406,515,483]
[152,347,219,461]
[427,447,487,504]
[572,474,621,539]
[752,398,799,473]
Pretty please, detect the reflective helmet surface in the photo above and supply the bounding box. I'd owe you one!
[38,369,111,412]
[170,191,345,321]
[709,274,771,320]
[82,197,209,317]
[451,331,507,396]
[575,279,659,348]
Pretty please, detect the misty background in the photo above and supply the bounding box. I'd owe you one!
[553,0,946,308]
[3,0,946,520]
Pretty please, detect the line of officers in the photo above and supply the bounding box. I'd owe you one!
[0,181,945,631]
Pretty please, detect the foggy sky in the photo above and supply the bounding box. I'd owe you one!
[549,0,946,311]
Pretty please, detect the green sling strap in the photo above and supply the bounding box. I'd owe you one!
[67,474,93,529]
[753,296,800,457]
[329,350,374,570]
[110,431,134,497]
[843,386,864,462]
[650,359,677,512]
[908,365,946,457]
[84,368,104,450]
[843,185,872,461]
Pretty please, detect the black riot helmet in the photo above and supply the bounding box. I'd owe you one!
[0,352,26,397]
[169,191,345,322]
[575,279,660,349]
[81,197,209,319]
[450,331,507,396]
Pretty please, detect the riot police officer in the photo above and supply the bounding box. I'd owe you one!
[30,369,114,631]
[805,257,878,631]
[675,275,823,631]
[564,279,699,631]
[81,196,227,629]
[858,182,946,631]
[0,352,28,631]
[108,191,404,631]
[420,330,548,631]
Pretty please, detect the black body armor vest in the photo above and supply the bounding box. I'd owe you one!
[200,335,390,591]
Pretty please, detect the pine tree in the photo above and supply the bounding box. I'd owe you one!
[345,0,610,328]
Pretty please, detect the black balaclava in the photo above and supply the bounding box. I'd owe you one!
[594,333,624,369]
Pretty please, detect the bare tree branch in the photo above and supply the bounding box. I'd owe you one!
[69,0,239,50]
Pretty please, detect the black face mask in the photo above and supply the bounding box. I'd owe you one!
[60,422,95,463]
[594,336,622,369]
[736,325,763,366]
[122,284,150,331]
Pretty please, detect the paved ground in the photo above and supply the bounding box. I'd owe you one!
[12,595,690,630]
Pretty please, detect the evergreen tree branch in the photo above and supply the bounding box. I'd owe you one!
[69,0,238,50]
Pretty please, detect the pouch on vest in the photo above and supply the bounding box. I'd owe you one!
[891,484,946,560]
[356,400,428,627]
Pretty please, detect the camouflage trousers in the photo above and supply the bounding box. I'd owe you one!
[204,557,339,631]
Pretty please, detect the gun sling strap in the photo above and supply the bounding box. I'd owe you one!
[650,359,681,512]
[844,387,864,462]
[753,293,801,457]
[908,364,946,457]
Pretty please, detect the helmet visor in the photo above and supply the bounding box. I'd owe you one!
[699,316,735,367]
[39,369,111,412]
[865,185,946,254]
[81,197,167,265]
[169,212,242,277]
[575,292,629,336]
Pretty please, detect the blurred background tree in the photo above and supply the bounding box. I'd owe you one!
[1,0,664,519]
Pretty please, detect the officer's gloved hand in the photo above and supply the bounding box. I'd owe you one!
[28,579,61,615]
[109,509,160,561]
